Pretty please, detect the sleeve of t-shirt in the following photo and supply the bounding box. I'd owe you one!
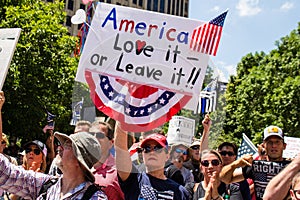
[184,182,195,200]
[229,183,245,200]
[242,165,253,179]
[117,165,140,199]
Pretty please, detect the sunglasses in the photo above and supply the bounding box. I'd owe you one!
[89,132,108,139]
[293,190,300,200]
[191,145,200,150]
[143,145,164,153]
[1,141,6,145]
[201,159,221,167]
[175,148,188,155]
[219,151,235,157]
[25,148,41,155]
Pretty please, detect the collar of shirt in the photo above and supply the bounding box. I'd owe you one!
[94,154,116,171]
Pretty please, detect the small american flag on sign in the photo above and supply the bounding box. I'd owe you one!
[190,10,228,56]
[237,133,258,158]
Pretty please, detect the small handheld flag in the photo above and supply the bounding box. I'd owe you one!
[237,133,258,158]
[190,10,228,56]
[43,111,56,133]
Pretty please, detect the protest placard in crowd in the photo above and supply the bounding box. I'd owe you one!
[0,28,21,90]
[283,136,300,158]
[76,3,227,131]
[167,116,195,146]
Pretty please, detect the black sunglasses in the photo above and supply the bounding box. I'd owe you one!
[201,159,220,167]
[143,145,164,153]
[25,148,41,155]
[219,151,235,157]
[293,190,300,200]
[191,145,200,150]
[1,141,6,145]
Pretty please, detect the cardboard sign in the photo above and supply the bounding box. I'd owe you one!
[167,115,195,146]
[283,136,300,158]
[0,28,21,90]
[76,3,209,97]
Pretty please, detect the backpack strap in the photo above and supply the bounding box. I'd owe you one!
[81,184,103,200]
[38,178,59,199]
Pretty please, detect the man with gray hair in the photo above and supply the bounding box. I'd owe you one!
[0,92,107,200]
[0,131,107,199]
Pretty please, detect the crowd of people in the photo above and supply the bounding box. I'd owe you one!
[0,90,299,200]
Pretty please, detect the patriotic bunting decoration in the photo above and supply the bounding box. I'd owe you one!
[190,10,228,56]
[85,70,192,132]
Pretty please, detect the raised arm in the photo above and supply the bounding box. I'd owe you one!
[263,154,300,200]
[200,114,211,152]
[220,154,252,184]
[0,91,5,141]
[114,122,133,181]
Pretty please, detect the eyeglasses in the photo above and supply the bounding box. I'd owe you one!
[219,151,235,157]
[25,148,41,155]
[201,159,221,167]
[191,145,200,150]
[175,148,188,155]
[89,132,111,140]
[143,145,164,153]
[293,190,300,200]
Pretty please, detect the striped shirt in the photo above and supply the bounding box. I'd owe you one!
[0,154,107,199]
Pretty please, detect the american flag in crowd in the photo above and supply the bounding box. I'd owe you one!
[190,10,228,56]
[43,110,56,133]
[237,133,258,158]
[198,77,218,114]
[70,98,84,126]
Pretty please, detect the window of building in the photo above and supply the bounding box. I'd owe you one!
[138,0,143,7]
[80,4,85,10]
[153,0,158,11]
[106,0,111,3]
[133,0,137,4]
[147,0,152,10]
[67,0,74,10]
[160,0,165,13]
[167,0,171,14]
[66,16,72,27]
[176,0,180,15]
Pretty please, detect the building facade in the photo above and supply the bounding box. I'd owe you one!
[46,0,189,36]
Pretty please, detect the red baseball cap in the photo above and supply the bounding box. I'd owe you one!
[140,133,168,148]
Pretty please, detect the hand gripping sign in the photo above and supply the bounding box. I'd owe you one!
[76,3,227,132]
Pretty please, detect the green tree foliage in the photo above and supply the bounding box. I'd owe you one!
[1,0,78,142]
[224,22,300,145]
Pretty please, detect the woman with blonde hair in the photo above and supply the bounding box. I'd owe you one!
[10,140,47,200]
[22,140,47,173]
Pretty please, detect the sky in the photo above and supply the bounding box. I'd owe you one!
[189,0,299,82]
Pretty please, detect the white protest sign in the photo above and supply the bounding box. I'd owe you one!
[167,116,195,146]
[0,28,21,90]
[283,136,300,158]
[76,3,209,97]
